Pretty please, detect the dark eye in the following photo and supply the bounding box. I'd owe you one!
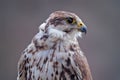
[66,17,74,24]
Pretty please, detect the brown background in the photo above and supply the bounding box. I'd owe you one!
[0,0,120,80]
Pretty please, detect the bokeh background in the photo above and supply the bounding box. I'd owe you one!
[0,0,120,80]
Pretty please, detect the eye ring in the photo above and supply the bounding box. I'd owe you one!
[66,17,75,24]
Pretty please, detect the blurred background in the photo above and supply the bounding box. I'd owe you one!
[0,0,120,80]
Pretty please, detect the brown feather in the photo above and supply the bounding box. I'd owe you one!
[73,52,93,80]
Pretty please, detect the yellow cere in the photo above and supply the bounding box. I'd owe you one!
[77,22,83,28]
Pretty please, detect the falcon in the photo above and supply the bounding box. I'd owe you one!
[17,11,93,80]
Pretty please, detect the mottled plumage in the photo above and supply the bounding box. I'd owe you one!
[17,11,92,80]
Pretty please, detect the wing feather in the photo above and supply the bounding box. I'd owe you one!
[73,52,93,80]
[17,23,47,80]
[17,53,27,80]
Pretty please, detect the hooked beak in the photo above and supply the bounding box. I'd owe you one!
[79,26,87,34]
[77,22,87,34]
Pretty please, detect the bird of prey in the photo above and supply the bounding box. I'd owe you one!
[17,11,93,80]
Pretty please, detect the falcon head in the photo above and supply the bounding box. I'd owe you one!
[40,11,87,40]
